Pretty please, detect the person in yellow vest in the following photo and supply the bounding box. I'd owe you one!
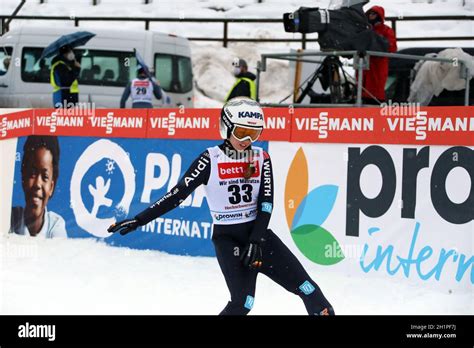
[225,58,256,102]
[50,45,81,108]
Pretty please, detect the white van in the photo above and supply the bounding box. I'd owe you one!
[0,26,194,108]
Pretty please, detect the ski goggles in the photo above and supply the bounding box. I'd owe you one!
[232,125,262,143]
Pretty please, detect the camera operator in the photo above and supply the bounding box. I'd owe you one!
[362,5,397,104]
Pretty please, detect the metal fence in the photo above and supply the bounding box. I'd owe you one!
[1,15,473,49]
[257,50,471,106]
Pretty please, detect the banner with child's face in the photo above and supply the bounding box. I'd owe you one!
[11,136,268,256]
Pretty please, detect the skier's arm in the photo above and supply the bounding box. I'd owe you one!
[249,150,274,243]
[151,80,163,100]
[120,82,131,108]
[134,150,211,226]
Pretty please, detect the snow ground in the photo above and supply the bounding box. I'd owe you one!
[1,234,472,315]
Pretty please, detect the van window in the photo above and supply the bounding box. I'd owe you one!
[0,47,13,75]
[154,54,192,93]
[21,47,53,82]
[21,47,137,86]
[77,49,137,86]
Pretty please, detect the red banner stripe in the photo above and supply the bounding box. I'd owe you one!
[0,107,472,146]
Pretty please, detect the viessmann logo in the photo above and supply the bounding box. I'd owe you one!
[36,112,84,133]
[285,148,343,266]
[295,112,373,139]
[36,111,143,135]
[1,116,31,138]
[149,112,211,136]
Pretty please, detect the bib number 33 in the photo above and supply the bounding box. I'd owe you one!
[228,184,253,204]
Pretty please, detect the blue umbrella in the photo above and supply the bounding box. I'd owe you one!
[40,31,96,60]
[134,48,153,79]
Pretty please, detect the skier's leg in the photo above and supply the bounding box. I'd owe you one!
[259,230,335,315]
[213,234,258,315]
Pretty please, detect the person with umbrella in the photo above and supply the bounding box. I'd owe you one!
[41,31,95,108]
[50,45,81,108]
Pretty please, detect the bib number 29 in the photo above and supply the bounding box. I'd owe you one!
[135,87,147,95]
[228,184,252,204]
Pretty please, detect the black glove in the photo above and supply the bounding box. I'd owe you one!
[107,218,139,235]
[240,243,263,269]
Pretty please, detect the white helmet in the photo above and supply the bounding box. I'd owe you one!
[220,97,265,143]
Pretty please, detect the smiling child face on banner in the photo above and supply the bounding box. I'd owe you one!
[21,136,60,232]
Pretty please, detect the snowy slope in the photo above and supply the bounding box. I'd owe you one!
[1,0,473,18]
[1,234,471,315]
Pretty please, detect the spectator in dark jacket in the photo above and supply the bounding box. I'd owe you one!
[362,5,397,104]
[50,45,81,108]
[225,58,256,102]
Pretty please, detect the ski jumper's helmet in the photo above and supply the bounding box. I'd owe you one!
[220,97,265,143]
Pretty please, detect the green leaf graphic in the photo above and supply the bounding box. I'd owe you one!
[291,224,345,265]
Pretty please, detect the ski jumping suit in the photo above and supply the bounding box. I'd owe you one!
[135,141,334,315]
[120,77,162,108]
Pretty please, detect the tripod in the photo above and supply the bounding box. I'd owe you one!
[295,55,355,104]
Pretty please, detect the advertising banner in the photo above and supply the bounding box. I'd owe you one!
[34,108,148,138]
[3,107,472,290]
[290,106,474,145]
[1,106,471,144]
[269,142,473,290]
[9,136,266,256]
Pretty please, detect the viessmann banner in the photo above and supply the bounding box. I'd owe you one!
[1,107,473,145]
